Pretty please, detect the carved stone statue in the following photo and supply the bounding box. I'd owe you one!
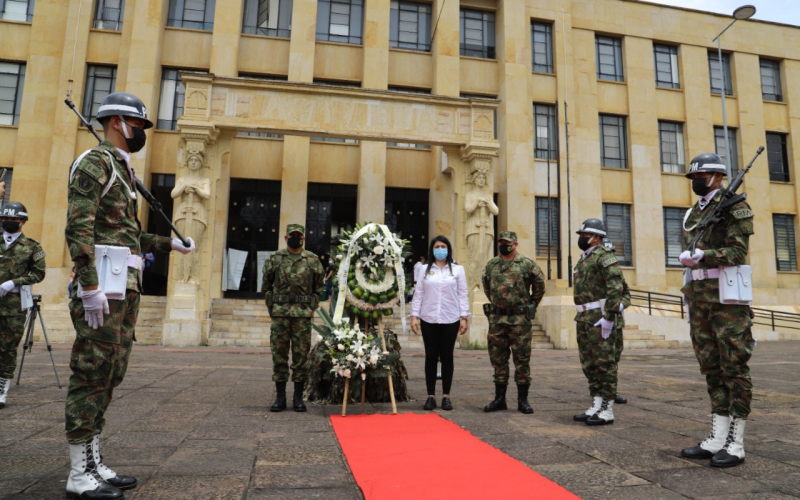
[171,151,211,283]
[464,164,499,293]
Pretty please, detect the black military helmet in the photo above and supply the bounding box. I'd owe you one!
[1,202,28,220]
[576,218,606,237]
[602,237,616,253]
[96,92,154,129]
[686,152,727,179]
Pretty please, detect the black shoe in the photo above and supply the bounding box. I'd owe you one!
[680,445,715,459]
[710,449,744,467]
[270,381,287,412]
[293,382,307,412]
[517,385,534,414]
[573,412,592,422]
[106,475,137,490]
[441,397,453,411]
[66,482,124,500]
[484,384,508,412]
[615,395,627,404]
[423,397,437,411]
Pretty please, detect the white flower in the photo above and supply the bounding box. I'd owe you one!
[374,245,385,255]
[350,340,364,354]
[382,350,390,355]
[337,344,345,351]
[336,254,343,260]
[315,335,323,343]
[343,368,352,378]
[346,354,354,362]
[369,354,379,365]
[356,331,366,341]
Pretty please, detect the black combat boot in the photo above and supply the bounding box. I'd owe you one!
[484,384,508,412]
[270,382,287,412]
[293,382,307,412]
[517,384,534,414]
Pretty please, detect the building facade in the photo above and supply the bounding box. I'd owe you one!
[2,0,800,344]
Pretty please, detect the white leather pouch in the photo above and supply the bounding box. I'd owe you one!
[20,285,33,310]
[94,245,130,299]
[719,265,753,305]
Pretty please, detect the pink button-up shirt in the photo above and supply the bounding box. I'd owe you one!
[411,263,471,324]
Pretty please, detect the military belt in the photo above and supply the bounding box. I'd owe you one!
[486,304,528,315]
[575,299,606,313]
[691,268,720,281]
[273,294,313,304]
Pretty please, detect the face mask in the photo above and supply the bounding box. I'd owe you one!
[287,236,303,249]
[1,221,21,233]
[499,243,514,256]
[120,117,147,153]
[577,236,592,251]
[692,176,713,196]
[433,248,448,261]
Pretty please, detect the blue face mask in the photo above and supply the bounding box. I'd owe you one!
[433,248,448,261]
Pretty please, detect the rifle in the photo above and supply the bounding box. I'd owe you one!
[688,146,764,252]
[64,99,190,247]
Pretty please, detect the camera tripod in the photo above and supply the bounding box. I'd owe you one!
[16,295,62,388]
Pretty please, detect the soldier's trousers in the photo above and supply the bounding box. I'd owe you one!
[576,321,618,400]
[487,322,532,385]
[65,292,138,444]
[614,326,624,364]
[270,317,312,383]
[0,313,28,379]
[688,300,754,419]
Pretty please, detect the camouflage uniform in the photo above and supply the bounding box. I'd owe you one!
[0,234,46,379]
[682,194,755,419]
[261,229,324,383]
[64,141,172,444]
[573,245,625,400]
[482,234,546,386]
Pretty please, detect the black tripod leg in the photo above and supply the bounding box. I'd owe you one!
[15,308,35,386]
[37,307,62,389]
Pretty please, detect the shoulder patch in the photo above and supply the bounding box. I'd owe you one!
[732,208,754,220]
[33,250,45,262]
[71,173,96,196]
[602,257,618,267]
[78,154,109,183]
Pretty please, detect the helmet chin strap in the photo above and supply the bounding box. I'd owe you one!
[120,117,132,139]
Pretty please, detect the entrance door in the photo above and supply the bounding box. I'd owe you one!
[305,183,357,257]
[385,187,429,274]
[225,179,282,298]
[144,174,176,296]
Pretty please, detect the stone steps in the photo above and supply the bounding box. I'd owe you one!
[622,326,679,349]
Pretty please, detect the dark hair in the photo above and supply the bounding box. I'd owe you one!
[425,235,454,277]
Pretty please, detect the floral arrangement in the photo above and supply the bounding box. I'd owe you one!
[313,308,396,379]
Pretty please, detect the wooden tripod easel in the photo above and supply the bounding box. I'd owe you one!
[341,316,398,417]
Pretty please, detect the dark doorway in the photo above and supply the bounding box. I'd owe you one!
[305,183,358,257]
[144,174,175,296]
[225,179,282,299]
[385,187,429,274]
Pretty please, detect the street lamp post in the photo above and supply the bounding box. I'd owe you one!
[713,5,756,184]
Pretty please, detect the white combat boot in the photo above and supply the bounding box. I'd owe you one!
[586,398,614,426]
[573,396,603,422]
[66,441,123,500]
[681,413,731,459]
[92,435,137,490]
[0,377,9,408]
[711,417,746,467]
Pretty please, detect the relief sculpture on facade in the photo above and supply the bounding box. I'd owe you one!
[171,144,212,283]
[464,160,498,293]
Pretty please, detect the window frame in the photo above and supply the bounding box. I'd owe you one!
[167,0,216,31]
[766,132,790,183]
[759,58,783,102]
[0,167,12,205]
[599,114,628,169]
[459,8,495,59]
[93,0,125,31]
[663,207,686,268]
[535,197,559,258]
[0,61,25,126]
[653,43,679,89]
[658,121,686,174]
[82,65,118,128]
[389,1,431,52]
[157,68,187,131]
[316,0,364,45]
[595,35,624,82]
[0,0,35,22]
[708,51,733,95]
[531,22,553,74]
[533,103,556,160]
[714,126,739,177]
[773,214,798,272]
[603,203,633,267]
[242,0,293,39]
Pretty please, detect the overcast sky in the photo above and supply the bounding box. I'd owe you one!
[645,0,799,27]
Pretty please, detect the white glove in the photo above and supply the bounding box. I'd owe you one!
[81,288,110,330]
[679,249,704,267]
[0,280,14,297]
[171,237,195,255]
[593,317,614,339]
[619,304,624,312]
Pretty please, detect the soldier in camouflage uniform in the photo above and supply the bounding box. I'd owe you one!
[64,93,195,500]
[481,231,545,414]
[603,237,631,405]
[572,219,625,426]
[262,224,324,413]
[679,153,754,468]
[0,202,46,409]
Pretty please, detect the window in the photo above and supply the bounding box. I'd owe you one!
[313,78,361,87]
[659,122,685,173]
[390,1,431,52]
[93,0,125,30]
[596,36,623,82]
[531,22,553,73]
[708,52,732,95]
[663,207,685,268]
[238,131,283,138]
[654,44,679,89]
[533,104,556,160]
[386,142,430,149]
[460,9,495,59]
[535,197,558,257]
[0,168,12,205]
[158,68,193,130]
[0,0,35,22]
[316,0,363,45]
[167,0,216,31]
[388,85,430,94]
[310,137,359,144]
[714,127,739,177]
[242,0,292,38]
[239,73,288,81]
[0,62,25,126]
[599,115,627,169]
[774,214,798,272]
[603,203,632,266]
[760,59,782,102]
[766,133,790,182]
[83,65,117,127]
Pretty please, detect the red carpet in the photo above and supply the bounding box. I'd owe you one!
[331,413,581,500]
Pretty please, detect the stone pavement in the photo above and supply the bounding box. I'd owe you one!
[2,341,800,499]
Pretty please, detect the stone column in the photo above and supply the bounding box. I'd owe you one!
[210,0,245,77]
[357,141,387,223]
[279,136,312,249]
[431,0,460,97]
[288,0,319,83]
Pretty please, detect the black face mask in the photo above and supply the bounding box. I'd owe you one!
[692,177,712,196]
[1,221,21,233]
[287,236,304,249]
[577,236,592,251]
[498,243,514,256]
[121,119,147,153]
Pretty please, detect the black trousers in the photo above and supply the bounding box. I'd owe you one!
[420,319,459,395]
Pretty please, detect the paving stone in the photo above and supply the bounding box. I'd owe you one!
[246,487,360,500]
[250,464,351,489]
[571,484,690,500]
[532,462,650,489]
[256,446,346,466]
[103,431,189,448]
[134,474,250,500]
[636,468,769,496]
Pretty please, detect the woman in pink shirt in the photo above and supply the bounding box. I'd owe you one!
[410,236,471,411]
